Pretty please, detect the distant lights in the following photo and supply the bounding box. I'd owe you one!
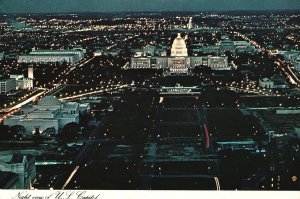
[292,176,298,182]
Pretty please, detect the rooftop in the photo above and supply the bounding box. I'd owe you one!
[20,54,77,57]
[63,102,79,109]
[0,152,33,164]
[38,96,61,106]
[0,172,18,188]
[31,49,82,53]
[260,77,273,82]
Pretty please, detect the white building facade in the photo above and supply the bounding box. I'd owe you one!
[207,56,229,70]
[129,33,231,75]
[4,96,89,135]
[10,75,33,90]
[18,49,85,65]
[259,78,275,89]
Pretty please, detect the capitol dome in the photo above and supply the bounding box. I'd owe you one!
[171,33,188,57]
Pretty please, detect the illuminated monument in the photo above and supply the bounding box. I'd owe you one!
[187,17,193,29]
[129,33,230,75]
[171,33,188,57]
[168,33,189,75]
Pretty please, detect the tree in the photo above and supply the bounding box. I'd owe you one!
[42,127,56,137]
[62,122,80,134]
[59,122,81,142]
[10,125,25,139]
[0,125,11,140]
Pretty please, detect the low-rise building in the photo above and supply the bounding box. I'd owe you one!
[0,172,19,189]
[103,50,120,57]
[18,48,85,65]
[259,75,288,89]
[193,37,257,55]
[18,54,79,65]
[0,78,16,94]
[215,141,259,152]
[130,57,152,69]
[4,96,89,135]
[0,52,4,60]
[0,152,36,189]
[30,49,84,60]
[207,56,229,70]
[130,56,228,70]
[283,51,300,61]
[293,56,300,71]
[18,78,33,90]
[190,56,203,68]
[10,74,33,90]
[259,78,274,89]
[94,49,104,57]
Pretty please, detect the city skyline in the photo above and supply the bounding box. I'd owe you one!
[0,0,300,13]
[1,1,300,192]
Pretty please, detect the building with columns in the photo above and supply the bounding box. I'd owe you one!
[128,33,231,75]
[4,96,89,135]
[18,48,85,65]
[171,33,188,57]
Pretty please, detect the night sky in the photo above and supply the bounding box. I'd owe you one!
[0,0,300,13]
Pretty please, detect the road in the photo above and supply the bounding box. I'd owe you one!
[1,55,95,120]
[59,84,128,101]
[227,86,276,96]
[214,176,221,190]
[46,84,67,96]
[0,108,20,123]
[0,89,46,112]
[0,90,46,123]
[66,56,96,76]
[196,108,210,149]
[233,31,300,87]
[53,116,108,189]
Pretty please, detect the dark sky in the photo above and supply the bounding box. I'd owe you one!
[0,0,300,13]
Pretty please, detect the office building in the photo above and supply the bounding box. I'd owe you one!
[10,74,33,90]
[18,48,85,65]
[0,78,16,94]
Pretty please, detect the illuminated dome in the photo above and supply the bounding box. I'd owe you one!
[171,33,188,57]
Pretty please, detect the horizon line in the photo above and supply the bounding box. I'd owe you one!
[1,9,300,15]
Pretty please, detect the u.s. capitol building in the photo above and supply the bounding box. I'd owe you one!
[127,33,230,75]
